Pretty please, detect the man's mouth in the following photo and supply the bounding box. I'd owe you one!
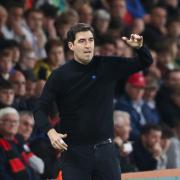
[84,51,91,54]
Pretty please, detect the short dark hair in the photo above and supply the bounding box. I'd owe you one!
[0,80,13,91]
[45,39,63,54]
[67,23,94,43]
[24,8,43,20]
[161,124,173,139]
[140,123,162,135]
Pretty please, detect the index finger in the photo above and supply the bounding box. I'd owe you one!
[58,138,68,149]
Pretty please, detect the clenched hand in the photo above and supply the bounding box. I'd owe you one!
[122,34,143,49]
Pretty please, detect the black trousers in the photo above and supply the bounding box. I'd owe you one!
[60,140,121,180]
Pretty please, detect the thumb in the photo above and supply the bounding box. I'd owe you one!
[61,134,67,138]
[122,37,128,42]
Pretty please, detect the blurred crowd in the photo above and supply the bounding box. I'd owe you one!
[0,0,179,179]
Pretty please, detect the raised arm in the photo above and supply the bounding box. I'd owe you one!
[101,34,153,80]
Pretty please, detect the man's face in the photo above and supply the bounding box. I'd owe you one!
[167,72,180,88]
[0,89,14,105]
[126,84,145,101]
[151,8,167,27]
[143,130,162,148]
[68,31,94,64]
[11,74,26,97]
[0,114,19,136]
[100,43,116,56]
[27,12,43,31]
[18,114,34,141]
[115,117,131,141]
[48,46,65,67]
[10,7,23,24]
[0,52,13,74]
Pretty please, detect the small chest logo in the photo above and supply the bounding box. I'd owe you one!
[91,75,96,80]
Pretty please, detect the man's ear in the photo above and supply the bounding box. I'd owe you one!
[68,42,74,51]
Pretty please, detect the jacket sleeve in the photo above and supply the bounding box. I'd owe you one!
[0,148,14,180]
[28,154,45,174]
[33,70,60,133]
[101,45,153,80]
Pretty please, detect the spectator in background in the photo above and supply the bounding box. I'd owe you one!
[15,47,37,80]
[108,17,123,39]
[10,71,26,99]
[17,111,45,175]
[24,79,46,112]
[147,50,162,79]
[162,85,180,123]
[3,3,25,41]
[92,9,111,44]
[0,39,21,65]
[34,39,65,80]
[143,75,160,124]
[0,80,15,109]
[132,124,162,171]
[167,19,180,40]
[26,80,36,99]
[109,0,133,26]
[115,37,133,58]
[113,111,137,172]
[24,8,46,58]
[115,72,160,140]
[156,69,180,126]
[0,5,8,39]
[157,38,178,77]
[54,9,79,41]
[131,18,145,35]
[157,125,173,169]
[166,117,180,168]
[99,34,116,56]
[76,3,93,24]
[6,40,21,67]
[142,6,167,51]
[159,0,180,21]
[9,71,28,111]
[0,107,40,179]
[18,111,35,141]
[0,44,13,81]
[39,3,59,39]
[115,38,127,57]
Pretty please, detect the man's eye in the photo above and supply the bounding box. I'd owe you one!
[79,40,84,43]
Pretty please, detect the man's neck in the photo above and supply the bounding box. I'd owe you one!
[74,58,90,65]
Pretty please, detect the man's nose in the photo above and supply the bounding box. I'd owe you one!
[84,40,91,47]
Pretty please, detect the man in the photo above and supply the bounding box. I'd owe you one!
[0,80,14,109]
[17,111,44,175]
[113,111,137,172]
[34,23,153,180]
[132,124,162,171]
[18,111,35,141]
[0,107,40,179]
[33,39,65,80]
[115,72,160,140]
[156,69,180,126]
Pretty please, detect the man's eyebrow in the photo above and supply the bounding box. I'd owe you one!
[77,36,94,42]
[78,38,86,41]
